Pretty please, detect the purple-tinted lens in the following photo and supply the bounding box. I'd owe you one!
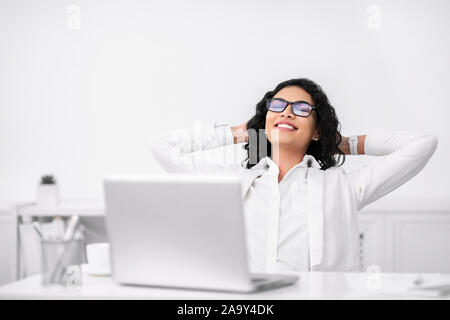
[267,99,287,112]
[292,102,313,117]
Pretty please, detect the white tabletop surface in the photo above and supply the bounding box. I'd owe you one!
[1,271,450,300]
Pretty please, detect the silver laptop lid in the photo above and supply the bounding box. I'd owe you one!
[104,173,254,292]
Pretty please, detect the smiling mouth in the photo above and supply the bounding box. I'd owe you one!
[275,123,297,130]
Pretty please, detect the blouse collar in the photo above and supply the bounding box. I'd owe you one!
[251,154,322,171]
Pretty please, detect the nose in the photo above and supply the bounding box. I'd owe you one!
[280,103,295,118]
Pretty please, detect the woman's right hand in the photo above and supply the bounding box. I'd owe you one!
[231,122,249,144]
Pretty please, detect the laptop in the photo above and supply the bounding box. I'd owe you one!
[103,173,299,293]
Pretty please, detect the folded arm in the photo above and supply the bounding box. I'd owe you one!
[150,121,239,174]
[345,130,438,211]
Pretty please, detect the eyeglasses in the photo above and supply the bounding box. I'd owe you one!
[266,98,316,117]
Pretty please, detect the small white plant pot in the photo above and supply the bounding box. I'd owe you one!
[36,184,60,207]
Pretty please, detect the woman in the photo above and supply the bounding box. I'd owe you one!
[151,78,438,273]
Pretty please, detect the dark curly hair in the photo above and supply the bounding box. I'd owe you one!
[242,78,345,170]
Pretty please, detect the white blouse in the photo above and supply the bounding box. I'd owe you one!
[150,121,439,272]
[245,156,311,274]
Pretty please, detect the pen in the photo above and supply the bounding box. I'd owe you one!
[63,215,80,241]
[73,224,85,240]
[32,221,44,239]
[51,216,65,240]
[50,218,83,283]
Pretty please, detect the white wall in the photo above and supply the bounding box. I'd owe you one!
[1,0,449,206]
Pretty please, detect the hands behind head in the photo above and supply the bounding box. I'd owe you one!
[232,122,249,144]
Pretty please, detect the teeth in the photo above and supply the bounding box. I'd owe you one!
[277,124,295,129]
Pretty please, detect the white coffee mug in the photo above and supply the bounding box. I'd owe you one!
[85,242,111,275]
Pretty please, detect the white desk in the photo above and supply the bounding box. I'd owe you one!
[1,271,450,300]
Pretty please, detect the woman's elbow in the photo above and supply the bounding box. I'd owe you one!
[426,134,439,156]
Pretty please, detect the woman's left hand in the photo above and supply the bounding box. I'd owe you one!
[337,135,366,155]
[338,135,350,155]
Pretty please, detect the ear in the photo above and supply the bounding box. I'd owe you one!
[313,127,321,140]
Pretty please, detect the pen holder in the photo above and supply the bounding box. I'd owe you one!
[41,239,87,289]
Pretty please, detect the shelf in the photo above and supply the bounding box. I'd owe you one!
[17,202,105,217]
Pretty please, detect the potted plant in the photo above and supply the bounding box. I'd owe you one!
[36,174,60,207]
